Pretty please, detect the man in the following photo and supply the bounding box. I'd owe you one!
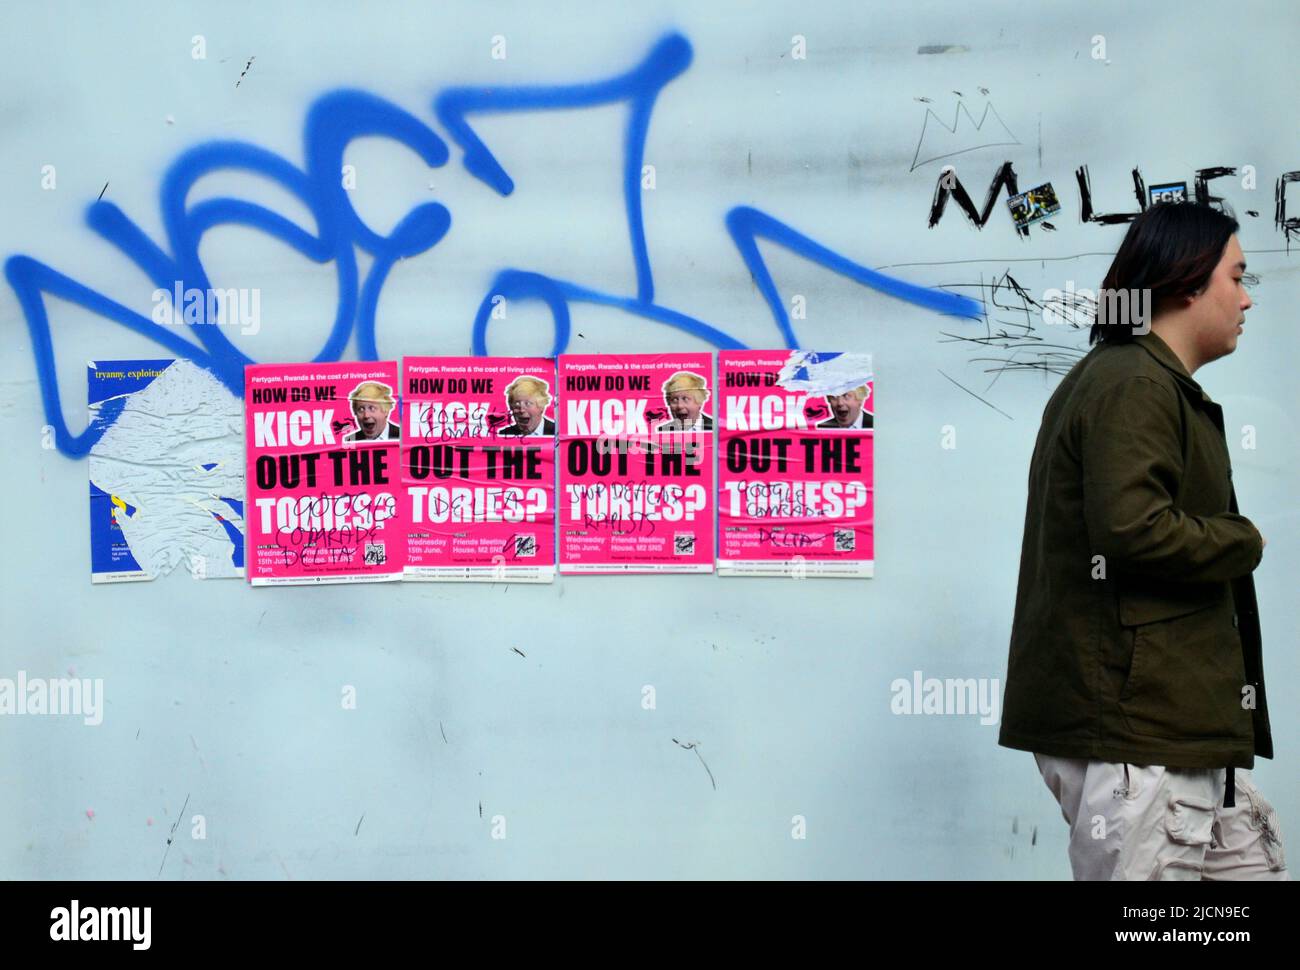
[656,371,713,432]
[497,375,555,437]
[343,381,400,442]
[817,386,874,429]
[999,202,1286,881]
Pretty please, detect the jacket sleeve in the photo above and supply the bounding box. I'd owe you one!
[1080,375,1263,583]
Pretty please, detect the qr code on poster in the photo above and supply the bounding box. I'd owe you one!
[834,529,855,552]
[514,534,537,558]
[674,532,696,555]
[364,542,386,565]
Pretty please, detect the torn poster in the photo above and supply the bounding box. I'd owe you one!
[244,361,404,585]
[717,350,874,577]
[89,359,244,583]
[558,353,714,573]
[401,356,557,582]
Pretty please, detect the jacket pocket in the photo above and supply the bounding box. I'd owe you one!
[1119,625,1156,705]
[1118,585,1224,626]
[1117,594,1250,741]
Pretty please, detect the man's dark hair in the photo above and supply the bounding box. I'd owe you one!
[1090,203,1239,344]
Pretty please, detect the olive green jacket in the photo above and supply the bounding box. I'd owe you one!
[999,331,1271,769]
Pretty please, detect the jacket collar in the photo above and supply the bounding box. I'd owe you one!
[1133,331,1215,405]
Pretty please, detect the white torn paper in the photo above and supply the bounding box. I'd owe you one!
[89,361,245,580]
[776,351,874,396]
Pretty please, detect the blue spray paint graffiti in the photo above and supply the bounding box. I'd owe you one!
[6,32,980,458]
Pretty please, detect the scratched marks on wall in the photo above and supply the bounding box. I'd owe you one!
[937,270,1089,386]
[5,32,982,459]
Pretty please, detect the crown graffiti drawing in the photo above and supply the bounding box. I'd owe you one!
[909,101,1021,172]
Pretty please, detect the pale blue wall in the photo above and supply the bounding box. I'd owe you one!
[2,0,1295,879]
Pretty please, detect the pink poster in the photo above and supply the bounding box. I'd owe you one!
[717,351,874,577]
[401,357,556,582]
[244,362,405,585]
[557,353,714,573]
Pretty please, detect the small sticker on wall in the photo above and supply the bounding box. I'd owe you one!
[1148,181,1188,205]
[1007,182,1061,228]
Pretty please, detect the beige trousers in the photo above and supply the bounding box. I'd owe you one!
[1035,754,1289,881]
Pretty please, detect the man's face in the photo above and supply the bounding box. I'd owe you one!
[352,398,392,438]
[826,391,864,427]
[666,391,702,424]
[1189,234,1251,365]
[509,393,543,430]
